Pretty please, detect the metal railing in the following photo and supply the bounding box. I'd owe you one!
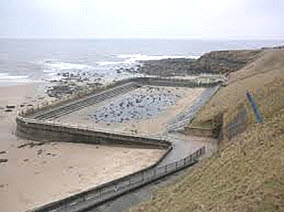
[29,146,205,212]
[167,85,220,131]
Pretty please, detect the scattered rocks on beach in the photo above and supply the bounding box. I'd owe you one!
[46,81,103,98]
[4,105,16,112]
[6,105,15,109]
[0,184,8,188]
[45,70,103,98]
[0,159,8,164]
[115,66,139,74]
[37,149,43,155]
[17,142,45,149]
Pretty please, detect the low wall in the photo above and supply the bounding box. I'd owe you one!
[184,126,214,137]
[16,117,170,149]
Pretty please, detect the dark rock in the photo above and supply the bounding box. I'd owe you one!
[0,184,7,188]
[6,105,15,109]
[0,159,8,164]
[18,142,45,148]
[138,50,262,76]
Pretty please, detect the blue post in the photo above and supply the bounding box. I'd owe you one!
[246,91,263,123]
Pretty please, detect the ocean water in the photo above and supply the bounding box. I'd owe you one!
[0,39,283,85]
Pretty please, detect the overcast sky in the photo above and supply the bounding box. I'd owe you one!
[0,0,283,39]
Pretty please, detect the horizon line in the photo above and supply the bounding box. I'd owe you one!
[1,37,284,41]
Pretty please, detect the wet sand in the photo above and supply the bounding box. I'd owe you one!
[0,83,165,212]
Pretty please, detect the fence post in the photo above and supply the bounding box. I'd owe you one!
[246,90,263,123]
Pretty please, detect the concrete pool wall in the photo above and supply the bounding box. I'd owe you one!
[16,77,221,148]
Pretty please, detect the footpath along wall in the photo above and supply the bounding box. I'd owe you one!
[28,146,205,212]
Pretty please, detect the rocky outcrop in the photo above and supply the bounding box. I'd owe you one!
[138,49,262,77]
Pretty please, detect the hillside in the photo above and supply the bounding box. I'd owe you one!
[128,49,284,212]
[138,49,262,76]
[191,48,284,125]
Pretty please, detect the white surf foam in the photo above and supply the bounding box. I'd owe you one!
[0,72,29,80]
[42,60,93,71]
[0,72,32,86]
[117,54,200,61]
[97,54,199,66]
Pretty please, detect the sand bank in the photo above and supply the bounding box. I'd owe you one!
[0,83,165,212]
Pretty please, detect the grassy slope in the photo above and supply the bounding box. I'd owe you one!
[191,49,284,125]
[128,49,284,212]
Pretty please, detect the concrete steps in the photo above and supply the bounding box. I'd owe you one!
[35,82,140,120]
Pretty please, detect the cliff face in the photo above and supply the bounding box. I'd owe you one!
[193,49,262,74]
[139,49,262,76]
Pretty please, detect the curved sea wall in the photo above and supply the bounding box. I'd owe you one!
[16,116,171,149]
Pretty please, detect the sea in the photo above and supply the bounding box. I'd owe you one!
[0,39,283,86]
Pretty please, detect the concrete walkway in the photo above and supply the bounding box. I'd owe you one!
[88,134,216,212]
[159,133,216,166]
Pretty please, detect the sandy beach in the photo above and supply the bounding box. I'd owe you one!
[0,83,165,212]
